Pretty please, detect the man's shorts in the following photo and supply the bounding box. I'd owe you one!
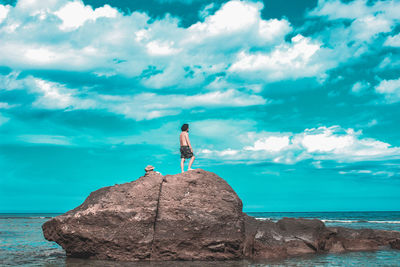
[180,145,194,159]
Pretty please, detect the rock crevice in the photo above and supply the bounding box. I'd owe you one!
[150,174,165,258]
[42,168,400,261]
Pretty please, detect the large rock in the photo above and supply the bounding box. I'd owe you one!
[43,168,400,261]
[42,170,165,260]
[150,170,244,260]
[43,169,244,261]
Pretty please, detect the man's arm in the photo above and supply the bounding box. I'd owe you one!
[185,133,192,152]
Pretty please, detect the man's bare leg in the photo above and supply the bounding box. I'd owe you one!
[181,158,185,173]
[188,156,195,170]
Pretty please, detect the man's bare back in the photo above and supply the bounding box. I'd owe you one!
[179,131,189,146]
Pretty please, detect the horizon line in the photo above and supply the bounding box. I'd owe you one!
[1,210,400,214]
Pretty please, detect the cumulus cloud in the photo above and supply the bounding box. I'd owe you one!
[306,0,400,76]
[0,72,266,120]
[189,1,261,36]
[385,33,400,47]
[0,4,10,23]
[54,1,118,30]
[244,136,290,152]
[310,0,397,42]
[309,0,400,21]
[309,0,399,43]
[375,77,400,103]
[351,81,370,95]
[103,89,266,120]
[32,78,96,109]
[228,34,325,81]
[201,148,239,157]
[2,0,396,92]
[0,0,337,91]
[199,125,400,164]
[0,0,399,182]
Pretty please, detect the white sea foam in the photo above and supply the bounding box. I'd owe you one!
[322,219,359,223]
[256,217,275,221]
[367,220,400,224]
[255,218,400,224]
[322,219,400,224]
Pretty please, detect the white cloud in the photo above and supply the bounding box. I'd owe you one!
[375,77,400,103]
[339,169,395,178]
[351,81,370,95]
[229,34,324,81]
[199,148,239,157]
[309,0,370,20]
[32,78,96,109]
[25,47,60,64]
[198,3,214,19]
[1,73,266,120]
[0,0,303,89]
[350,14,393,42]
[103,88,266,120]
[309,0,399,43]
[296,127,354,153]
[7,0,394,89]
[385,33,400,47]
[1,0,399,115]
[0,102,19,109]
[16,0,63,14]
[356,119,378,129]
[54,1,118,30]
[367,119,378,127]
[305,0,400,75]
[189,0,261,36]
[0,0,398,91]
[219,149,239,156]
[0,113,10,126]
[309,0,400,21]
[0,4,10,23]
[244,136,290,152]
[190,0,292,44]
[199,125,400,164]
[146,40,181,56]
[18,134,72,145]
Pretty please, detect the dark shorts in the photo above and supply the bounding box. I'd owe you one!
[180,145,194,159]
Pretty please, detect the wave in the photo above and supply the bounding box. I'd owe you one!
[255,218,400,224]
[322,219,400,224]
[0,216,52,219]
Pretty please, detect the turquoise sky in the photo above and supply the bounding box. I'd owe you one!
[1,0,400,212]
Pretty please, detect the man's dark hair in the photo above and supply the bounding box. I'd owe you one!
[181,123,189,131]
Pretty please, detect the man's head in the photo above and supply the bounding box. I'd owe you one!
[181,123,189,132]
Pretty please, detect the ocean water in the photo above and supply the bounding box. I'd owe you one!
[1,211,400,266]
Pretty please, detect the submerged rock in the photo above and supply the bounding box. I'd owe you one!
[42,168,400,261]
[390,239,400,250]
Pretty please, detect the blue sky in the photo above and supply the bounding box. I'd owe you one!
[1,0,400,212]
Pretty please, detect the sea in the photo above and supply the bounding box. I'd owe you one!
[1,211,400,266]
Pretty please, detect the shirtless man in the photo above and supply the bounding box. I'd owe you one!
[179,123,195,173]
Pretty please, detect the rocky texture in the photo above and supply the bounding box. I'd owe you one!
[243,214,335,260]
[390,239,400,250]
[43,169,165,260]
[150,170,244,260]
[243,215,400,260]
[43,168,400,261]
